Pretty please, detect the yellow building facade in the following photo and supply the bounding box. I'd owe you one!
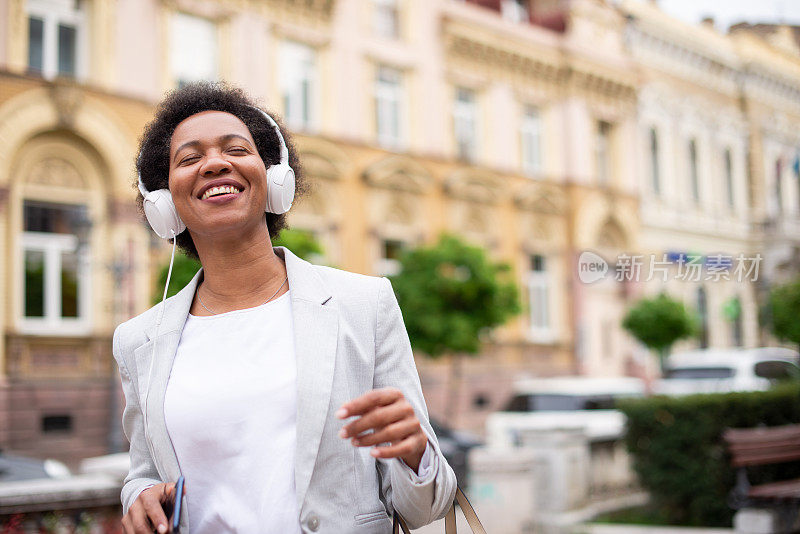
[1,0,798,459]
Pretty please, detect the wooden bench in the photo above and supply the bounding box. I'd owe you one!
[723,424,800,508]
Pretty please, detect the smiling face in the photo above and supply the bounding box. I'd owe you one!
[168,110,270,242]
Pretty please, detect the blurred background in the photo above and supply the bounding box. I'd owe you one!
[1,0,800,532]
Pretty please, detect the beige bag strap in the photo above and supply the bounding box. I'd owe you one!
[393,487,487,534]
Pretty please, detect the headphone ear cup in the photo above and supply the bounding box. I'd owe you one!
[265,164,296,214]
[142,189,186,239]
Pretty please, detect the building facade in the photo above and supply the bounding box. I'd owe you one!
[622,1,800,360]
[1,0,799,462]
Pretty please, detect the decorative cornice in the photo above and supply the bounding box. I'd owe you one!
[300,150,343,181]
[48,82,84,128]
[444,169,504,204]
[362,155,434,193]
[445,31,566,85]
[165,0,335,23]
[255,0,335,24]
[514,181,566,214]
[444,21,637,101]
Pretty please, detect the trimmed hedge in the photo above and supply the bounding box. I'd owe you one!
[618,382,800,527]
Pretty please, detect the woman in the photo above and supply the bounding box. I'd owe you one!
[114,82,457,533]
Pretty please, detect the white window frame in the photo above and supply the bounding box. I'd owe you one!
[723,148,735,209]
[19,232,91,336]
[27,0,88,80]
[774,157,784,215]
[596,121,612,184]
[454,87,478,162]
[374,0,400,39]
[649,127,660,196]
[527,255,554,342]
[170,12,219,87]
[374,238,405,277]
[280,41,318,131]
[375,66,404,149]
[521,105,543,176]
[689,138,701,203]
[501,0,529,23]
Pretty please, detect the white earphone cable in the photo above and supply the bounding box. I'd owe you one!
[143,231,177,451]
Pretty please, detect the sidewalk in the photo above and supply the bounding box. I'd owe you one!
[414,517,734,533]
[577,525,733,534]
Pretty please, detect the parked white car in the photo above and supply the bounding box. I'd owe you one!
[653,347,800,396]
[487,376,646,447]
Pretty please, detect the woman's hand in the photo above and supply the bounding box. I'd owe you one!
[337,387,428,472]
[122,482,183,534]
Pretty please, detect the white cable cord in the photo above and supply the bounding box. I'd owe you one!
[143,231,177,446]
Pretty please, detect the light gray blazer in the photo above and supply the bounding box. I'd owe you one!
[112,247,457,533]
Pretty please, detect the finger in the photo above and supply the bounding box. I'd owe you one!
[127,499,154,534]
[336,387,402,419]
[370,434,427,460]
[121,514,133,534]
[351,419,420,447]
[142,488,171,534]
[340,401,412,438]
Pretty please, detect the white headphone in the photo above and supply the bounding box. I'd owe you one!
[137,107,296,239]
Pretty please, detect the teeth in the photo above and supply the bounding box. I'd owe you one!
[201,185,241,200]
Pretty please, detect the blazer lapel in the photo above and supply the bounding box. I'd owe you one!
[134,269,201,481]
[274,247,339,513]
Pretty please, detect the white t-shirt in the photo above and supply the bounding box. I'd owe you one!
[164,291,302,533]
[163,289,435,533]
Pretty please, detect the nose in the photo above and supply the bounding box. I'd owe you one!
[200,153,232,177]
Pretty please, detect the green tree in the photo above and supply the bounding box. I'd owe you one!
[152,252,201,304]
[273,228,324,262]
[389,234,521,424]
[769,278,800,353]
[622,293,696,374]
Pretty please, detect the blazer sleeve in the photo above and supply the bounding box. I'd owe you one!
[372,277,458,529]
[113,324,164,514]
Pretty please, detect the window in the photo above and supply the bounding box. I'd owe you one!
[596,121,612,184]
[42,414,72,433]
[454,87,478,162]
[696,286,708,349]
[374,0,400,39]
[689,139,700,203]
[724,148,734,208]
[649,127,660,195]
[665,367,734,379]
[280,41,317,131]
[527,254,552,341]
[376,239,404,276]
[504,394,619,412]
[375,66,403,149]
[21,201,90,332]
[521,106,543,176]
[27,0,86,79]
[170,13,218,87]
[501,0,529,23]
[775,158,783,214]
[754,361,800,382]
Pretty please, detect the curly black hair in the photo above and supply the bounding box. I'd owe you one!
[135,81,307,259]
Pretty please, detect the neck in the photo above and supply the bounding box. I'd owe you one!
[191,223,287,307]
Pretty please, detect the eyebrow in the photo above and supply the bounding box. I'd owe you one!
[172,134,254,162]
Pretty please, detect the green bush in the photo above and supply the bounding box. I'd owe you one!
[618,382,800,527]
